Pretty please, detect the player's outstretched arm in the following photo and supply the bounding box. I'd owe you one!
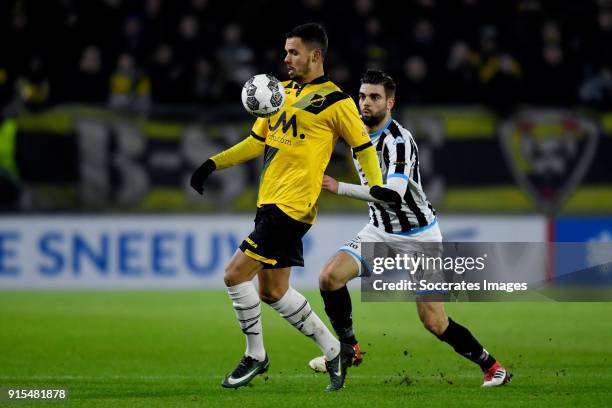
[322,174,406,205]
[190,134,265,195]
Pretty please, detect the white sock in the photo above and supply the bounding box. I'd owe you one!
[270,287,340,360]
[227,281,266,361]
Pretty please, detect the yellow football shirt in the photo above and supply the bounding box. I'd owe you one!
[250,75,371,224]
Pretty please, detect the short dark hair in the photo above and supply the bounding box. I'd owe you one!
[360,69,396,98]
[286,23,328,58]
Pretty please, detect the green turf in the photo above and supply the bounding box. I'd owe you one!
[1,291,611,407]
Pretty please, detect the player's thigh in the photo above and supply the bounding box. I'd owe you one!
[321,223,377,289]
[257,267,292,303]
[224,249,264,286]
[319,251,360,291]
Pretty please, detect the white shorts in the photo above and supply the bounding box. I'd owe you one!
[338,218,442,277]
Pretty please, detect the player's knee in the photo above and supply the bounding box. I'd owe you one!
[320,254,355,291]
[223,270,238,287]
[319,265,343,291]
[223,263,248,286]
[259,286,287,304]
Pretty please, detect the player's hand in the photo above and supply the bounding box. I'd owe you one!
[322,175,339,194]
[370,185,402,205]
[190,159,216,195]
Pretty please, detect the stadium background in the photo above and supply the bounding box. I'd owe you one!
[0,1,611,407]
[1,0,610,287]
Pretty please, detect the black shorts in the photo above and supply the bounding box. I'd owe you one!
[239,204,311,269]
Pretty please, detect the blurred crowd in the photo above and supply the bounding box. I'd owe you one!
[2,0,612,114]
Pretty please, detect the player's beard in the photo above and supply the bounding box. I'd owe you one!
[362,110,386,128]
[290,60,311,83]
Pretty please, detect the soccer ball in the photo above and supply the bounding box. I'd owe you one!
[241,74,285,118]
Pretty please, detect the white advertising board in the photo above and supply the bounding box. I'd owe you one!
[0,215,546,289]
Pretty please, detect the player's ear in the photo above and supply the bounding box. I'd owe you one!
[387,97,395,110]
[312,48,322,63]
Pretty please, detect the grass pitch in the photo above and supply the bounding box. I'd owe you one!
[1,291,611,407]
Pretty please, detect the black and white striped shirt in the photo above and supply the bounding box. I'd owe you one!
[342,118,436,234]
